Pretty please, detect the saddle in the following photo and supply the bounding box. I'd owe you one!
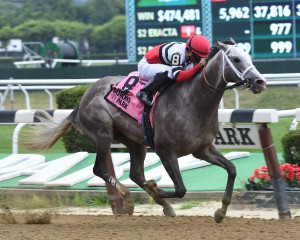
[104,71,158,148]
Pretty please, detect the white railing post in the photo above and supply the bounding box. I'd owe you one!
[12,123,27,154]
[18,84,31,109]
[0,84,12,110]
[44,89,53,110]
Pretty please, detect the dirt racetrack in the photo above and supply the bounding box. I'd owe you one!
[1,214,300,240]
[1,203,300,240]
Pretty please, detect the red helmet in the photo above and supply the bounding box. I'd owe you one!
[186,35,210,58]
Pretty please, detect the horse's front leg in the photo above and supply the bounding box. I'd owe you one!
[143,179,176,217]
[153,150,187,199]
[193,146,236,223]
[125,140,176,217]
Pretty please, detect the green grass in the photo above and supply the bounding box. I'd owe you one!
[1,90,60,110]
[0,191,145,209]
[0,192,111,209]
[1,90,64,153]
[0,86,299,154]
[222,86,300,110]
[73,195,109,207]
[179,200,204,210]
[0,124,66,153]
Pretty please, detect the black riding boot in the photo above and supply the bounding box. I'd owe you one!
[136,72,172,106]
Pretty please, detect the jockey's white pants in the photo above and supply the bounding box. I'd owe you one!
[138,57,174,82]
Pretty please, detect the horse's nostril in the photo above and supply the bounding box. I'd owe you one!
[255,79,265,86]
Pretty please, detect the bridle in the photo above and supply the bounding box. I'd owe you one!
[203,45,254,91]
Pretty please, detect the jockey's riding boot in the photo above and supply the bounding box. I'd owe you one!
[136,71,172,106]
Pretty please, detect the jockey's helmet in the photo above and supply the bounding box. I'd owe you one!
[186,35,210,58]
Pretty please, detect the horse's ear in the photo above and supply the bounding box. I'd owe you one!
[229,37,237,45]
[213,38,218,46]
[216,41,226,48]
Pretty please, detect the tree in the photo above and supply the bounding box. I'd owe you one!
[0,26,14,43]
[79,0,124,25]
[13,20,55,42]
[0,0,127,56]
[109,16,126,49]
[12,20,91,42]
[53,21,92,41]
[14,0,77,23]
[0,0,19,27]
[0,0,126,26]
[0,26,14,55]
[90,15,126,53]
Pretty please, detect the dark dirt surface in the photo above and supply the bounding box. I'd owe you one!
[1,213,300,240]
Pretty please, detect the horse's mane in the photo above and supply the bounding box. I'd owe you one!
[206,39,236,65]
[219,39,236,45]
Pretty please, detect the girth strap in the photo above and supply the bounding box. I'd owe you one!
[142,105,155,149]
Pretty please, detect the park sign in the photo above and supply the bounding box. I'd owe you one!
[215,124,261,149]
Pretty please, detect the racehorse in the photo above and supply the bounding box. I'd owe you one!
[24,41,266,223]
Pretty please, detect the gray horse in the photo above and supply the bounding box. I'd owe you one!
[24,41,266,223]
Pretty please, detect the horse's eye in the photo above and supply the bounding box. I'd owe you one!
[233,57,240,63]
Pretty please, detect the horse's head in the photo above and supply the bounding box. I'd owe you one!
[215,40,266,94]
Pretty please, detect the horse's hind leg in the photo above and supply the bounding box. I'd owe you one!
[93,139,134,215]
[125,140,175,217]
[193,146,236,223]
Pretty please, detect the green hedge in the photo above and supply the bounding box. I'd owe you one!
[281,129,300,165]
[56,84,96,153]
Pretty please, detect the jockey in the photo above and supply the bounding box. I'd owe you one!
[136,34,218,106]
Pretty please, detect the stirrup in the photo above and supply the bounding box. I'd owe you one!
[142,100,153,106]
[139,97,153,106]
[136,91,153,106]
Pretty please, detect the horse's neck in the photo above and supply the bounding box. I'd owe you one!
[162,53,226,121]
[188,53,226,109]
[205,52,227,91]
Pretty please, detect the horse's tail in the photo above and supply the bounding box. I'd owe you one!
[23,107,80,151]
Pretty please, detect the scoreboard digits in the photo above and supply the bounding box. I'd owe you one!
[157,9,201,23]
[296,1,300,56]
[212,0,299,58]
[135,0,203,60]
[252,0,294,58]
[212,0,251,54]
[134,0,300,60]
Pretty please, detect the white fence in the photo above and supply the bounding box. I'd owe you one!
[0,108,287,154]
[0,108,299,154]
[1,73,300,110]
[0,79,98,110]
[14,59,130,68]
[263,73,300,86]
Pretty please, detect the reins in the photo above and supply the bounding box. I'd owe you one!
[202,66,249,91]
[202,45,253,91]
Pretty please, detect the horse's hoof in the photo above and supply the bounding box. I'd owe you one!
[123,198,134,215]
[163,206,176,217]
[214,208,226,223]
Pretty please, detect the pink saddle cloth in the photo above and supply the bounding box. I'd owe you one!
[105,71,150,125]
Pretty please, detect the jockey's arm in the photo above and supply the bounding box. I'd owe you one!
[173,64,201,83]
[174,46,220,83]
